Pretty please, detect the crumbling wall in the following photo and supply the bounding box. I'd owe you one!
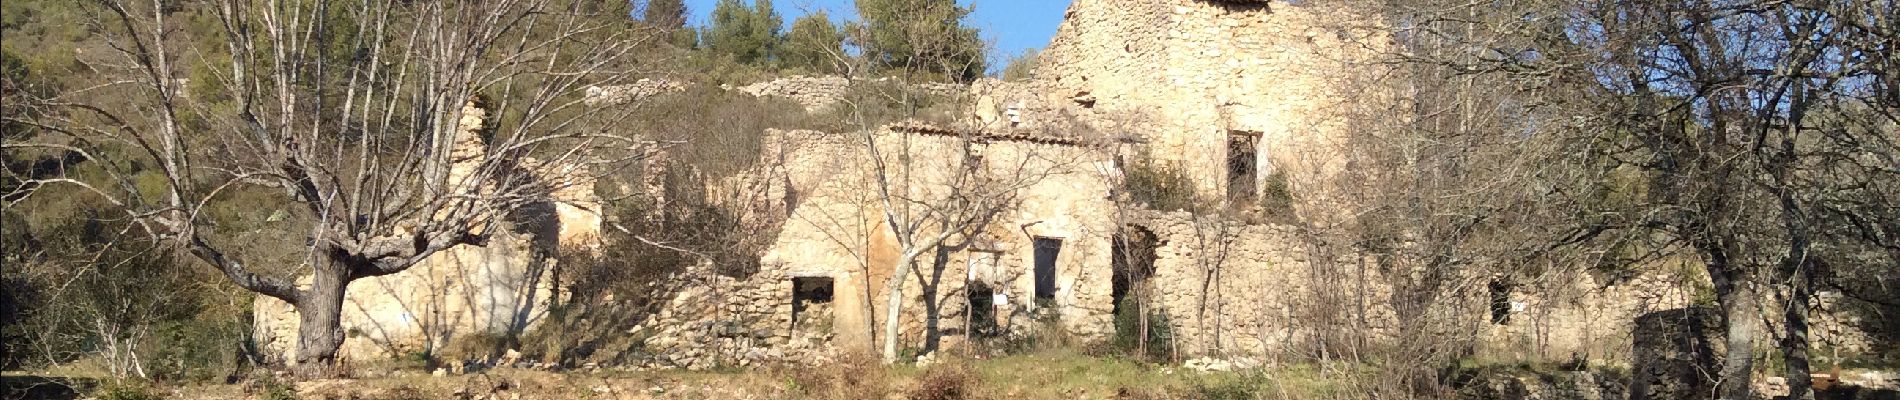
[1118,211,1391,356]
[733,75,982,114]
[629,127,1121,361]
[1037,0,1391,213]
[254,101,602,364]
[737,76,850,112]
[584,78,686,106]
[1477,270,1697,363]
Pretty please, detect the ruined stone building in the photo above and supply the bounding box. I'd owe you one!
[254,0,1880,369]
[253,101,604,365]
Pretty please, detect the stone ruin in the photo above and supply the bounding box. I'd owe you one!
[254,0,1883,375]
[584,78,686,106]
[735,75,850,111]
[253,100,603,365]
[734,75,965,112]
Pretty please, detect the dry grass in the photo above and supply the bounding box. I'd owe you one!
[11,350,1398,400]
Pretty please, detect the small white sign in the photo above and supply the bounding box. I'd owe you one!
[993,294,1008,307]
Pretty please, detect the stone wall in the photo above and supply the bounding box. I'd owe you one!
[1036,0,1392,214]
[254,101,603,364]
[1478,270,1697,363]
[546,126,1117,369]
[584,79,685,106]
[734,75,969,113]
[748,126,1122,351]
[1128,211,1380,355]
[735,76,850,112]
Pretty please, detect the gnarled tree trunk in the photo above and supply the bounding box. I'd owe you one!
[292,259,351,377]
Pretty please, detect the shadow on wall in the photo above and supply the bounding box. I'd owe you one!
[1842,293,1900,364]
[511,190,763,366]
[335,195,566,364]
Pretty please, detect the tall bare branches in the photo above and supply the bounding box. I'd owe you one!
[2,0,656,376]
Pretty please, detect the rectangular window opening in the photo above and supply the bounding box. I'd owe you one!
[1033,238,1062,301]
[792,277,835,330]
[1227,131,1260,203]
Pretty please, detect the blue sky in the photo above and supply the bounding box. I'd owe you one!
[677,0,1073,71]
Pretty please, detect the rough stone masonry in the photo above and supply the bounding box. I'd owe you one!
[254,0,1878,370]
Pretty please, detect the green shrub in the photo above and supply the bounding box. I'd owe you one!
[1257,170,1295,223]
[1184,373,1268,400]
[92,382,164,400]
[1123,159,1199,212]
[1111,296,1175,361]
[146,318,247,382]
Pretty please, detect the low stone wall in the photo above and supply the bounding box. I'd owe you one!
[615,264,839,370]
[584,79,686,106]
[736,76,849,111]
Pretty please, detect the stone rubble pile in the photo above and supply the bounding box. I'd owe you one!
[1181,356,1262,373]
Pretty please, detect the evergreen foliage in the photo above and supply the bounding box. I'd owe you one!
[643,0,686,29]
[703,0,783,66]
[781,11,845,74]
[852,0,986,81]
[643,0,697,47]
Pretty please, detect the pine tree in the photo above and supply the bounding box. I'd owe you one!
[703,0,782,66]
[644,0,697,48]
[853,0,985,81]
[752,0,782,64]
[643,0,686,29]
[781,11,843,74]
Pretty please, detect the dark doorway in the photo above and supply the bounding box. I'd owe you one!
[792,277,834,331]
[1227,131,1260,202]
[1033,238,1062,302]
[1488,279,1512,325]
[1111,225,1160,316]
[965,282,998,337]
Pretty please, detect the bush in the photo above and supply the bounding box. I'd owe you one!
[1258,170,1295,223]
[1111,296,1175,361]
[908,360,982,400]
[1123,159,1199,212]
[1183,373,1269,400]
[92,382,164,400]
[145,317,248,382]
[248,373,298,400]
[785,351,891,399]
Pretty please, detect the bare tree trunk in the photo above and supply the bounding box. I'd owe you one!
[293,261,349,377]
[881,251,919,362]
[1718,289,1758,400]
[1782,271,1814,400]
[1777,232,1815,400]
[1138,290,1150,358]
[1708,254,1757,400]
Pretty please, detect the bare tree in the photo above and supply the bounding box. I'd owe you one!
[1360,0,1900,398]
[2,0,656,377]
[813,10,1087,363]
